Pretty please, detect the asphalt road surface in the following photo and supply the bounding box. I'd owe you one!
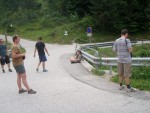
[0,35,150,113]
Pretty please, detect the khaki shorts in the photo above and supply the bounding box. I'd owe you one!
[118,62,131,77]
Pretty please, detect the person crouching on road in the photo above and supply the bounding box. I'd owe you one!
[12,35,36,94]
[70,50,82,63]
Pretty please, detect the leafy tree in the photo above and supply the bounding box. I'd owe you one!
[61,0,76,16]
[75,0,91,17]
[90,0,150,32]
[90,0,116,32]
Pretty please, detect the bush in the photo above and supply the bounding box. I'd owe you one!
[92,69,105,76]
[133,44,150,57]
[75,36,89,44]
[6,25,15,32]
[77,16,94,29]
[132,67,150,80]
[70,12,79,22]
[39,17,53,28]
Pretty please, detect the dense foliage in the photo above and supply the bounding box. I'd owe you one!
[0,0,149,33]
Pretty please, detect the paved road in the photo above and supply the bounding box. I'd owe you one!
[0,35,150,113]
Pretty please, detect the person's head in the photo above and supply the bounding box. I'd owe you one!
[13,35,20,43]
[121,29,128,38]
[77,50,81,55]
[39,37,42,41]
[0,39,4,44]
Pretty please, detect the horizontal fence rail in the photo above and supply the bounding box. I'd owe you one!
[101,57,150,66]
[78,41,137,49]
[76,41,150,75]
[81,50,100,68]
[101,57,150,74]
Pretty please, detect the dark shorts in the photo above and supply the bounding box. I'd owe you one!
[0,55,10,65]
[39,55,47,62]
[14,64,26,74]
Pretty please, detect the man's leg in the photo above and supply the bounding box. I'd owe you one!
[124,63,136,92]
[1,64,4,70]
[124,63,132,89]
[21,73,30,91]
[70,57,75,61]
[5,55,12,72]
[42,55,47,72]
[7,63,10,69]
[125,77,131,88]
[118,62,125,90]
[118,63,123,85]
[119,76,124,85]
[17,74,22,90]
[36,62,41,72]
[7,63,12,72]
[20,73,36,94]
[42,62,45,70]
[1,64,5,73]
[1,58,5,73]
[70,57,77,63]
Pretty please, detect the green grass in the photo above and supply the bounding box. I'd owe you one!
[111,65,150,91]
[97,44,150,91]
[111,76,150,91]
[85,44,150,91]
[86,44,150,58]
[92,68,105,76]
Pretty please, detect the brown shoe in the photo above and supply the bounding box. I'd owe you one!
[19,88,27,94]
[28,89,36,94]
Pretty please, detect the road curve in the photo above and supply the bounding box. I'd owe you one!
[0,35,150,113]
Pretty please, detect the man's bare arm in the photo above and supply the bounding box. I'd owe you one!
[128,48,132,53]
[34,48,37,57]
[12,52,25,58]
[44,47,49,56]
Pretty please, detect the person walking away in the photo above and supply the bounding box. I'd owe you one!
[0,39,12,73]
[113,29,136,92]
[34,37,49,72]
[11,35,36,94]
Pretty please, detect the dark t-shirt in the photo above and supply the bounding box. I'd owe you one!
[35,41,45,55]
[0,44,7,57]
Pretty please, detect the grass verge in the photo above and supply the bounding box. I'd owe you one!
[86,44,150,91]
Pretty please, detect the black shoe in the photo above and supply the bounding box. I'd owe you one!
[9,69,12,72]
[19,88,27,94]
[2,70,5,73]
[28,89,36,94]
[43,69,48,72]
[36,68,38,72]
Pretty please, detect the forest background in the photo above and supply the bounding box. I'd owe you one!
[0,0,149,44]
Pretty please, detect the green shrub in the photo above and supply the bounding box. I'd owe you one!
[77,16,94,29]
[6,26,15,32]
[70,12,79,22]
[92,69,105,76]
[39,17,53,28]
[132,67,150,80]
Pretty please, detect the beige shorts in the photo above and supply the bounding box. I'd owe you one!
[118,62,131,77]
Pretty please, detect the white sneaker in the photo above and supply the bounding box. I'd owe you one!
[119,85,125,90]
[127,87,136,92]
